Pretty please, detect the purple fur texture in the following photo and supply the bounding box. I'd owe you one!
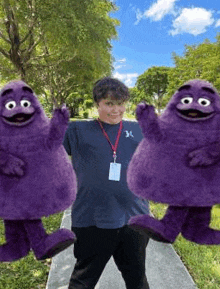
[128,79,220,207]
[0,220,76,261]
[0,150,25,176]
[127,79,220,244]
[0,81,77,219]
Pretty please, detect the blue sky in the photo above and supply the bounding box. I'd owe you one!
[111,0,220,87]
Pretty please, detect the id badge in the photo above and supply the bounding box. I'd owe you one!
[109,162,121,181]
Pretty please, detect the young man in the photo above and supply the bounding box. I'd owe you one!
[63,77,150,289]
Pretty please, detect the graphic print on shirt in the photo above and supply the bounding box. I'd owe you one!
[124,130,134,138]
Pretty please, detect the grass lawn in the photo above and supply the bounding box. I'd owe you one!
[150,202,220,289]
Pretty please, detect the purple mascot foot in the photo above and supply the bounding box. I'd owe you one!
[24,219,76,260]
[0,220,30,262]
[182,207,220,245]
[129,214,172,243]
[129,206,189,243]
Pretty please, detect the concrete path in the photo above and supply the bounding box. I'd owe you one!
[46,208,197,289]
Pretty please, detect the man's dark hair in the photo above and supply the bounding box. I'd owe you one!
[93,77,130,103]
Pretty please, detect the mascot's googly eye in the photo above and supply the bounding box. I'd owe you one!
[5,101,16,110]
[181,97,193,105]
[198,98,211,107]
[20,100,31,108]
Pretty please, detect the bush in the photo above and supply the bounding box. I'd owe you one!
[83,111,89,118]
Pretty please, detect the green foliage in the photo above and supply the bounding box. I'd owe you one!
[83,111,89,119]
[0,0,119,112]
[83,98,94,110]
[129,87,145,104]
[67,91,84,117]
[167,34,220,98]
[38,94,53,118]
[134,66,171,113]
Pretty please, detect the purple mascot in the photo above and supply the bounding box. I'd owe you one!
[127,79,220,244]
[0,80,77,261]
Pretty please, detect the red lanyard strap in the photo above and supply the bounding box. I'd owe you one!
[97,119,123,160]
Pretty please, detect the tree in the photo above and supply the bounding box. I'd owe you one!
[0,0,119,113]
[135,66,171,113]
[167,34,220,97]
[0,0,46,81]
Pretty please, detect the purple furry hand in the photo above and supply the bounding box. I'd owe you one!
[0,151,25,177]
[188,143,220,167]
[53,105,70,125]
[136,102,162,141]
[136,102,156,121]
[47,105,70,149]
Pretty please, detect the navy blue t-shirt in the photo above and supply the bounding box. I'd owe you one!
[63,119,149,229]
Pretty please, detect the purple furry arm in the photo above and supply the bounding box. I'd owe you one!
[0,150,25,176]
[188,142,220,167]
[136,102,163,142]
[47,106,69,149]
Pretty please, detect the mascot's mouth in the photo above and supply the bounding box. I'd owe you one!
[177,109,214,120]
[3,113,35,126]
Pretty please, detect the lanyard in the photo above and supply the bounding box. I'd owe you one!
[97,119,123,162]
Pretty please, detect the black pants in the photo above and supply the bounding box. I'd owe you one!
[68,225,150,289]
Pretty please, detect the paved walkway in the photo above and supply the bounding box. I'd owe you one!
[46,208,197,289]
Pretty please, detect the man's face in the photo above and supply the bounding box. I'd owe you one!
[97,96,126,124]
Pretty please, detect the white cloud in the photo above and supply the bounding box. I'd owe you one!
[216,19,220,27]
[170,7,214,36]
[113,58,127,70]
[113,58,138,87]
[135,0,177,24]
[114,64,124,70]
[135,8,144,25]
[146,0,176,21]
[117,58,126,63]
[113,72,139,88]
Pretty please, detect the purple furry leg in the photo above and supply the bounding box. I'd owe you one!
[0,220,30,262]
[181,207,220,245]
[23,219,76,260]
[129,206,189,243]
